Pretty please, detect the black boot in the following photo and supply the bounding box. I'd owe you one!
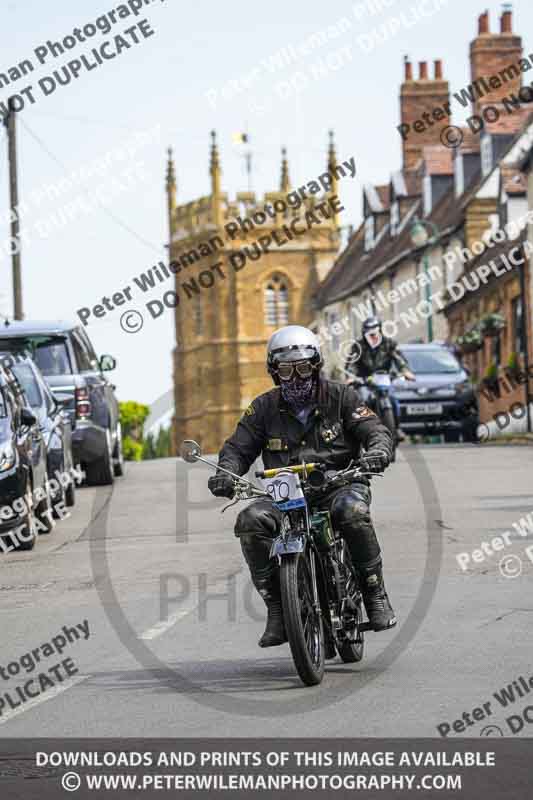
[358,557,397,632]
[258,600,287,647]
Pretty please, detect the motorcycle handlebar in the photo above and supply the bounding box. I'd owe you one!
[255,463,323,479]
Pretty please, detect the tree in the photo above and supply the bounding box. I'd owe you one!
[154,426,172,458]
[119,401,150,461]
[120,401,150,439]
[142,432,157,460]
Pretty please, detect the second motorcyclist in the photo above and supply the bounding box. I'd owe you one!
[344,317,415,438]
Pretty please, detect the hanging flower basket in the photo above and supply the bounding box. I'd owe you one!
[456,327,483,354]
[481,362,500,396]
[480,312,506,337]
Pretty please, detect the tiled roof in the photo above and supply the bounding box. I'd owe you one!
[315,100,533,313]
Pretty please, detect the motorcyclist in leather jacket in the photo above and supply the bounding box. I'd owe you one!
[345,317,415,438]
[208,325,397,649]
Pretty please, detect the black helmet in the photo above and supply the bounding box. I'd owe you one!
[362,316,382,334]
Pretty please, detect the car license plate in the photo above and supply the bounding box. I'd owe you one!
[406,403,443,415]
[262,472,306,510]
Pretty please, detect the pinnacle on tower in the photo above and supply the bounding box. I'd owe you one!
[166,146,176,240]
[327,130,340,226]
[209,130,222,225]
[280,147,291,192]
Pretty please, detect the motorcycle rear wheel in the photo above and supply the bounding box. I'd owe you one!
[281,552,325,686]
[337,543,365,663]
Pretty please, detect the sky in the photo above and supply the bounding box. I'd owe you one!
[1,0,532,414]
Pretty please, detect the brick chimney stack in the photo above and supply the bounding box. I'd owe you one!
[399,57,450,171]
[469,7,522,117]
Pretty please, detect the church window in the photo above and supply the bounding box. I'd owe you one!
[265,275,289,325]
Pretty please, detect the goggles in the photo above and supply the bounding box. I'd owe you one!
[275,360,315,381]
[364,327,381,337]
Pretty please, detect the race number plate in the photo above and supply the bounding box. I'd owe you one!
[262,472,306,510]
[406,403,443,415]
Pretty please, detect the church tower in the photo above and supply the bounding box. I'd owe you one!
[168,134,341,454]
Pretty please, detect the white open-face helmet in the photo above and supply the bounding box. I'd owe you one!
[267,325,322,384]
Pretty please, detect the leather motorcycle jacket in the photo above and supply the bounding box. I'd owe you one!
[218,378,393,480]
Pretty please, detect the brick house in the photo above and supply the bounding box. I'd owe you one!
[313,9,533,434]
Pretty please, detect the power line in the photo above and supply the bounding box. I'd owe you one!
[28,111,142,131]
[18,117,163,255]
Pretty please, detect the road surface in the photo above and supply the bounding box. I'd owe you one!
[1,444,532,738]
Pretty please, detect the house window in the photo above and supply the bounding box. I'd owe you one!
[364,216,374,251]
[491,332,501,366]
[390,202,399,235]
[423,174,432,215]
[264,275,289,325]
[481,134,493,176]
[390,273,398,321]
[511,296,524,355]
[455,153,464,197]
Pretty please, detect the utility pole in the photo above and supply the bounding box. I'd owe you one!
[4,96,23,320]
[518,243,532,432]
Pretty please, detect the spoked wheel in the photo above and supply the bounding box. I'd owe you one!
[337,543,365,663]
[281,551,325,686]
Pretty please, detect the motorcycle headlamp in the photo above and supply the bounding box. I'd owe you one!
[275,360,315,381]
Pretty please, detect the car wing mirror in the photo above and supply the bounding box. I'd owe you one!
[99,354,116,371]
[180,439,201,463]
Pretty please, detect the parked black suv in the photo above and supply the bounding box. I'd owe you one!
[393,343,479,442]
[0,362,50,550]
[1,352,77,510]
[0,321,124,485]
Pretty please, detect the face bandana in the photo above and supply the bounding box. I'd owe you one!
[364,329,383,350]
[280,375,315,411]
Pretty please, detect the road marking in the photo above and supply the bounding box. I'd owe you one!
[139,609,193,641]
[0,675,89,726]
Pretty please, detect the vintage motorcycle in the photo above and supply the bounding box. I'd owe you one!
[349,370,401,459]
[180,439,382,687]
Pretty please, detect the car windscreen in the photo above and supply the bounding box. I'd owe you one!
[11,363,43,409]
[0,336,73,376]
[401,349,461,374]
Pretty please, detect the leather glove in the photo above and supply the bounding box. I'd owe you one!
[208,472,235,498]
[360,449,390,474]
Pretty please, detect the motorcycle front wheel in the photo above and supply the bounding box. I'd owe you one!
[281,552,325,686]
